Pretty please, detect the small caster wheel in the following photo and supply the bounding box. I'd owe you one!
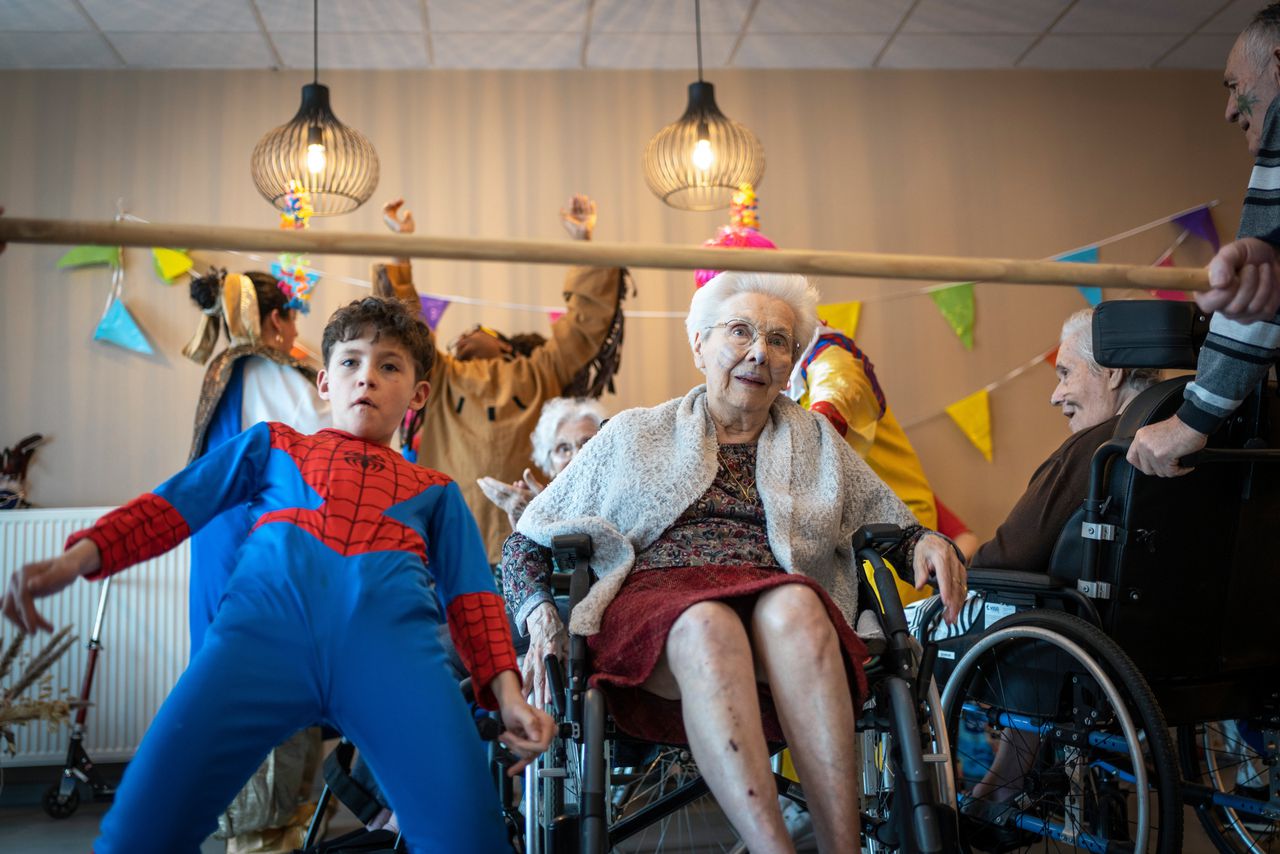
[42,782,80,819]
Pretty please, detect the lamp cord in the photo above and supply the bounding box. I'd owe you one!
[695,0,703,82]
[313,0,319,85]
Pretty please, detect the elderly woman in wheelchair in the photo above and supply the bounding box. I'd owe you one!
[500,271,967,852]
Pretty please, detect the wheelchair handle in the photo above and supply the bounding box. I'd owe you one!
[1181,447,1280,467]
[544,654,567,720]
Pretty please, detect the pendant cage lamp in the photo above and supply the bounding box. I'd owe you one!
[250,0,379,216]
[642,0,764,211]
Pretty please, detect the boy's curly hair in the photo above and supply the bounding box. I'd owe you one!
[322,297,437,382]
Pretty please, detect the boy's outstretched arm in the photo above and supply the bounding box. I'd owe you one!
[2,539,100,632]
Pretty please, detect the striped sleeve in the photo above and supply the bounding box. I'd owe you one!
[1177,311,1280,433]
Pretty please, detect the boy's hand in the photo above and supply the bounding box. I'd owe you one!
[491,670,556,775]
[560,195,596,241]
[2,539,100,632]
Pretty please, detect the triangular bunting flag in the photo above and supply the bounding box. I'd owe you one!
[1173,206,1219,251]
[945,388,992,462]
[548,309,566,326]
[819,301,862,339]
[58,245,121,269]
[1044,346,1060,368]
[1150,253,1188,301]
[419,295,450,331]
[928,283,975,349]
[94,298,154,355]
[152,248,194,283]
[1057,247,1101,305]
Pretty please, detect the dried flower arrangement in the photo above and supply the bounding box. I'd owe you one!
[0,627,81,755]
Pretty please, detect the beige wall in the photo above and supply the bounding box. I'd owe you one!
[0,67,1248,541]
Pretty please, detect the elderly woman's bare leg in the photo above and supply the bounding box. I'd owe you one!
[751,584,860,851]
[644,600,796,854]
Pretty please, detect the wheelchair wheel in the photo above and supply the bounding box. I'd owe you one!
[1178,720,1280,852]
[861,676,958,853]
[941,609,1181,853]
[608,745,748,853]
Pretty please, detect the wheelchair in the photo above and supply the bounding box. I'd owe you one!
[520,525,960,853]
[912,300,1280,853]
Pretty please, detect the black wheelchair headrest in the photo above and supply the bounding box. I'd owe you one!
[1092,300,1209,370]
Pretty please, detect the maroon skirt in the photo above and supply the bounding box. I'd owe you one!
[586,564,869,745]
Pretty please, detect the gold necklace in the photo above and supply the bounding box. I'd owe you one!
[716,448,756,502]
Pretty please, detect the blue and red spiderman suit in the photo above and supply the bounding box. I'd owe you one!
[68,422,517,854]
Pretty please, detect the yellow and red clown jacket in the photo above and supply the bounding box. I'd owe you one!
[788,328,939,604]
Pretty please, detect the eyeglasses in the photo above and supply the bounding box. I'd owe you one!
[706,319,798,356]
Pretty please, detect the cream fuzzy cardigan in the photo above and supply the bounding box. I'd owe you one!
[516,385,917,635]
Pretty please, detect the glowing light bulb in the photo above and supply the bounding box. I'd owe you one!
[305,125,326,174]
[692,138,714,171]
[306,143,326,174]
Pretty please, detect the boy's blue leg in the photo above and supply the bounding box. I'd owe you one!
[329,588,510,854]
[95,586,319,854]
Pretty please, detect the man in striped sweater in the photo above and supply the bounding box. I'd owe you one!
[1128,3,1280,477]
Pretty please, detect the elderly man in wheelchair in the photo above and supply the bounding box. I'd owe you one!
[499,271,968,853]
[905,300,1280,853]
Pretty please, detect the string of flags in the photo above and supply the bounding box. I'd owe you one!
[898,227,1206,461]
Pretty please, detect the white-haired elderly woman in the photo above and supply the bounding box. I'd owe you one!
[478,397,608,529]
[501,271,967,851]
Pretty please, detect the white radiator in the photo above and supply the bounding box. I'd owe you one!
[0,507,190,767]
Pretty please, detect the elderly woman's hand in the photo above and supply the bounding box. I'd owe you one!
[911,532,967,625]
[523,602,568,710]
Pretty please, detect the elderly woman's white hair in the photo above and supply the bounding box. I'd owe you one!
[1060,308,1161,393]
[685,272,820,360]
[530,396,608,475]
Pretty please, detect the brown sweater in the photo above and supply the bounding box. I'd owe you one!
[972,416,1118,571]
[376,261,624,563]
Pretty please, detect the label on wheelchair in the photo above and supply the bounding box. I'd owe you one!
[984,600,1017,627]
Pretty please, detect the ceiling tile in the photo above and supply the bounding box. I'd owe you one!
[1155,32,1236,68]
[273,31,428,69]
[0,0,91,31]
[0,31,120,67]
[902,0,1071,34]
[429,0,586,33]
[592,0,750,33]
[433,32,583,68]
[732,33,887,67]
[79,0,259,33]
[878,33,1034,68]
[1052,0,1215,35]
[259,0,423,33]
[750,0,912,33]
[586,31,736,67]
[1021,34,1183,68]
[1201,0,1268,34]
[110,31,275,68]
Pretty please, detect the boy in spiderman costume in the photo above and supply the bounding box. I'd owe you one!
[2,296,553,854]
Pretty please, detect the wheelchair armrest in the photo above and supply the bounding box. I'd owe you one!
[965,567,1063,593]
[852,524,906,554]
[552,534,595,611]
[965,567,1102,626]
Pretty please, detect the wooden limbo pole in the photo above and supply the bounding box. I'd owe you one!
[0,216,1210,292]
